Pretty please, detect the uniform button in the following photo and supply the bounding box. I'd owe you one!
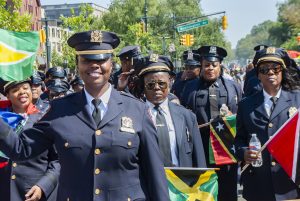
[95,168,101,175]
[268,123,273,128]
[271,161,276,166]
[127,141,132,147]
[12,162,17,167]
[11,175,16,180]
[95,130,102,136]
[95,149,101,155]
[64,142,69,147]
[95,188,101,195]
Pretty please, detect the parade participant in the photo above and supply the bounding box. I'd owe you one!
[139,54,207,167]
[0,79,59,201]
[171,50,201,102]
[183,45,242,201]
[46,79,70,100]
[70,75,84,93]
[235,47,300,201]
[0,30,169,201]
[30,71,49,113]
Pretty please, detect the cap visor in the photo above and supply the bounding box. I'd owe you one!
[203,56,220,62]
[80,53,112,61]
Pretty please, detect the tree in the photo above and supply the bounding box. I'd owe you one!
[0,0,32,32]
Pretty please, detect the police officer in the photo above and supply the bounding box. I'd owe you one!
[46,79,70,100]
[70,75,84,93]
[31,71,49,114]
[139,54,206,168]
[113,45,143,91]
[183,45,242,201]
[235,47,300,201]
[171,50,201,102]
[0,30,169,201]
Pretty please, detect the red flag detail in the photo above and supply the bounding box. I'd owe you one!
[267,111,300,178]
[0,100,12,109]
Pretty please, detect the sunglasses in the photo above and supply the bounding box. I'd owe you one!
[145,81,168,90]
[258,64,283,75]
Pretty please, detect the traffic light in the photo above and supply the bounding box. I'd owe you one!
[189,34,194,46]
[39,29,46,43]
[180,34,187,46]
[222,15,228,30]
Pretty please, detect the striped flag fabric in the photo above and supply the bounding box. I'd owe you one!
[209,115,237,165]
[0,29,40,81]
[165,167,218,201]
[267,108,300,185]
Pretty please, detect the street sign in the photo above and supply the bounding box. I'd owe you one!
[176,19,209,32]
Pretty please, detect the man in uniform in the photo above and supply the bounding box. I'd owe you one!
[235,47,300,200]
[31,71,49,113]
[70,75,84,93]
[139,54,206,167]
[0,30,169,201]
[182,45,242,201]
[171,50,201,103]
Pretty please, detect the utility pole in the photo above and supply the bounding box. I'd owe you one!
[144,0,148,32]
[41,18,51,70]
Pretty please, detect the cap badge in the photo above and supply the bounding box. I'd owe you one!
[90,30,102,43]
[149,54,159,62]
[120,117,135,134]
[266,47,276,54]
[288,107,297,118]
[209,46,217,54]
[187,50,193,60]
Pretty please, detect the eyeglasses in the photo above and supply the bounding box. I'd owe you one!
[258,64,283,75]
[145,81,168,90]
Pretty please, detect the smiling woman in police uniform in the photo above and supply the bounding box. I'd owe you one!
[0,31,169,201]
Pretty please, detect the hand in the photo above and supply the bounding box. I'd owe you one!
[244,149,260,164]
[219,104,233,117]
[25,185,43,201]
[117,70,134,91]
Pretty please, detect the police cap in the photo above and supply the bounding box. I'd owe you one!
[253,47,291,68]
[138,54,175,77]
[182,50,201,66]
[117,45,142,60]
[68,30,120,61]
[70,76,84,86]
[31,70,43,85]
[46,66,67,79]
[198,45,227,62]
[47,79,70,93]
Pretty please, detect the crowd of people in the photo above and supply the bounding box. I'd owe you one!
[0,29,300,201]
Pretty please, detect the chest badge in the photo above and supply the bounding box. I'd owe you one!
[288,107,297,118]
[120,117,135,134]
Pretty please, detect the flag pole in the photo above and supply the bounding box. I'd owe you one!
[241,109,300,173]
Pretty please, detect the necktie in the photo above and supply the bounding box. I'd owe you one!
[92,99,102,126]
[270,97,278,115]
[209,84,219,119]
[154,105,173,167]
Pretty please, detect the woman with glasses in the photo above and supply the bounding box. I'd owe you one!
[235,47,300,201]
[0,79,59,201]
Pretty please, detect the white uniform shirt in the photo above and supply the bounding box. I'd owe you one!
[263,88,281,117]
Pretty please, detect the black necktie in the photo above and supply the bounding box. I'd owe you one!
[270,96,278,115]
[209,84,219,119]
[154,105,173,167]
[92,99,102,126]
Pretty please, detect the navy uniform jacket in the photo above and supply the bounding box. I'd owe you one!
[35,97,50,114]
[183,77,242,201]
[0,112,59,201]
[235,89,300,201]
[0,89,170,201]
[168,101,206,167]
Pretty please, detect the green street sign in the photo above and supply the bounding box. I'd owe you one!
[176,19,209,32]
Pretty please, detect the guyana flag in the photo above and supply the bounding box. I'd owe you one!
[209,115,237,165]
[165,167,218,201]
[0,29,39,81]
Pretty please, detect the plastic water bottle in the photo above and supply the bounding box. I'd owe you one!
[249,134,263,167]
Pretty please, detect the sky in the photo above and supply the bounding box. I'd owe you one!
[40,0,284,48]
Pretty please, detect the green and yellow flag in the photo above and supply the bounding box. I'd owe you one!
[165,167,218,201]
[0,29,40,81]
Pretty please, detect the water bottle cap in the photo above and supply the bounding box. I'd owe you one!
[251,133,257,137]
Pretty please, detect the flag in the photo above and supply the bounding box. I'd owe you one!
[266,108,300,185]
[209,115,237,165]
[165,167,218,201]
[0,29,40,81]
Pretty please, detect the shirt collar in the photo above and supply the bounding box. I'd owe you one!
[84,84,112,107]
[146,98,169,113]
[263,87,282,101]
